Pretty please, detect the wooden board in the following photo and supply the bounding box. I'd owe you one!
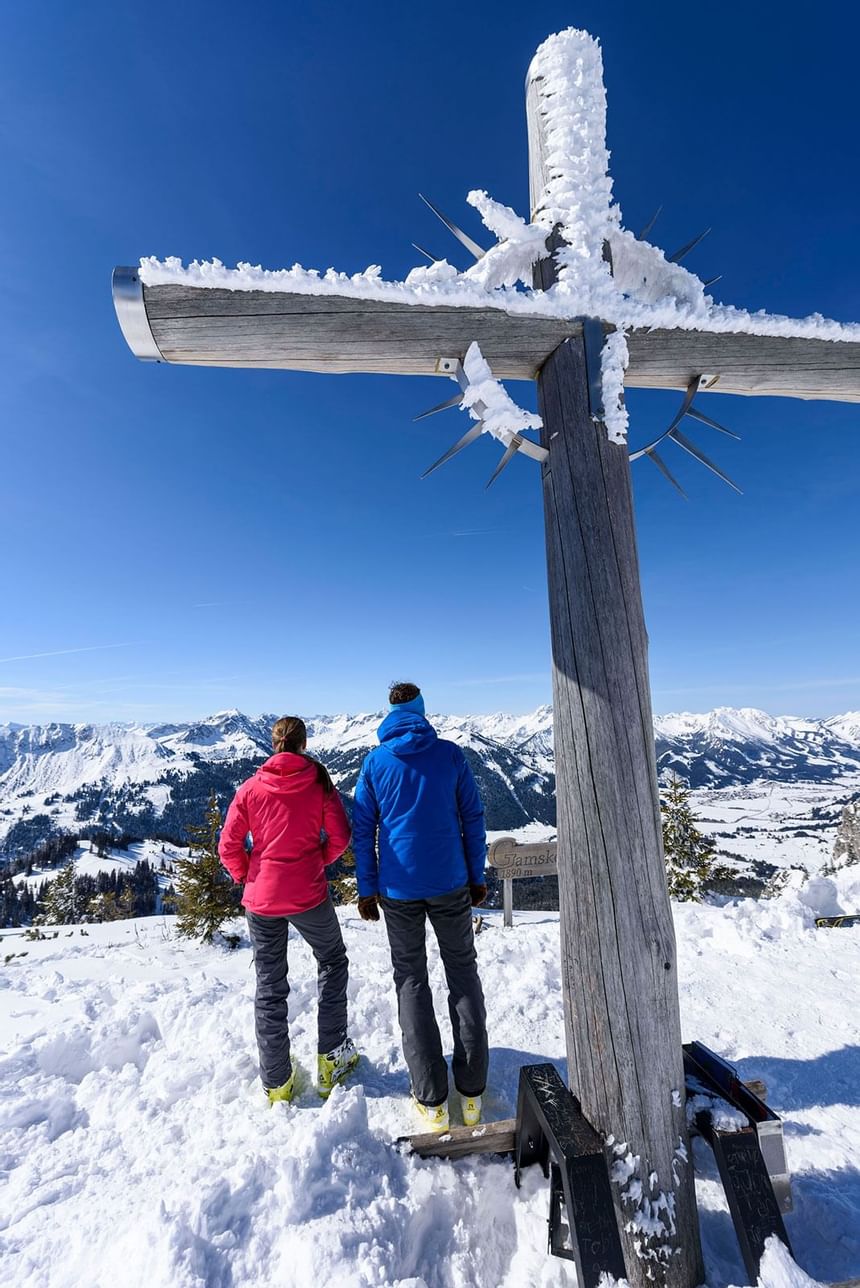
[402,1118,517,1159]
[139,283,860,402]
[487,836,558,878]
[710,1128,792,1280]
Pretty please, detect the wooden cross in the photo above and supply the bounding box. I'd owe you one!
[111,28,858,1288]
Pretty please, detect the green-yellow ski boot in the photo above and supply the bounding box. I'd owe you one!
[460,1094,482,1127]
[414,1099,450,1134]
[266,1070,296,1105]
[317,1037,359,1099]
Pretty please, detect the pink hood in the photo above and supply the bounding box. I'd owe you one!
[219,753,351,916]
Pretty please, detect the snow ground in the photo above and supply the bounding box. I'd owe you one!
[1,874,859,1288]
[690,779,860,876]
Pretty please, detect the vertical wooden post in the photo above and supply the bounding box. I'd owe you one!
[527,91,703,1288]
[502,876,513,928]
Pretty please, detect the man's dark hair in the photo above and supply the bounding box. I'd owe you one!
[389,681,421,705]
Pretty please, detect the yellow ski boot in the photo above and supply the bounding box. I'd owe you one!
[266,1070,296,1105]
[414,1099,450,1134]
[460,1094,482,1127]
[317,1037,359,1099]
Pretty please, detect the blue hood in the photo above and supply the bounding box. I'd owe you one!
[377,707,438,756]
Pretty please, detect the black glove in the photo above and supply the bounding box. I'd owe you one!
[469,883,488,908]
[358,895,380,922]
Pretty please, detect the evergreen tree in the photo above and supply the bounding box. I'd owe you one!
[117,882,137,918]
[87,890,122,922]
[330,845,358,905]
[174,794,241,945]
[38,857,79,925]
[660,774,717,902]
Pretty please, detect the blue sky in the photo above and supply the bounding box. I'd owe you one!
[1,0,857,724]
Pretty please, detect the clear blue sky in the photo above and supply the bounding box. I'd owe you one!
[1,0,857,725]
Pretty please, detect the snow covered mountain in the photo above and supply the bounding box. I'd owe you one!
[654,707,860,788]
[1,706,859,859]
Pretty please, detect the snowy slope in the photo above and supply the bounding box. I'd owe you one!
[12,839,184,895]
[1,871,859,1287]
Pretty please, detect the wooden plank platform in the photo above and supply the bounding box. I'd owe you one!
[140,284,860,402]
[402,1117,517,1160]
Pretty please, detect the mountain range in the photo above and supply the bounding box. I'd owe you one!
[2,706,860,859]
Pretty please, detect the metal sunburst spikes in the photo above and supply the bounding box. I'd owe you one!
[637,206,663,240]
[637,206,717,283]
[628,375,742,495]
[417,193,487,262]
[667,228,711,264]
[416,354,547,487]
[412,243,440,264]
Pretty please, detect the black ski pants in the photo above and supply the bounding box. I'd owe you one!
[246,897,349,1090]
[381,884,488,1106]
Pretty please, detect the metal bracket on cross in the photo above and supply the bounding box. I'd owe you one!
[415,353,548,487]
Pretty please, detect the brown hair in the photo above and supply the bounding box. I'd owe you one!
[388,681,421,705]
[271,715,333,793]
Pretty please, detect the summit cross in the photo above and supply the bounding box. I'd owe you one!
[111,28,859,1288]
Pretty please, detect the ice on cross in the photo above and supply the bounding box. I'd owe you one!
[133,23,860,446]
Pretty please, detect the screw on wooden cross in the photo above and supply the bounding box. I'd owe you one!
[110,26,859,1288]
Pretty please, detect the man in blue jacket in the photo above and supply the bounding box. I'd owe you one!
[352,682,489,1133]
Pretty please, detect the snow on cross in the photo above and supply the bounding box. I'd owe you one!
[111,26,858,1288]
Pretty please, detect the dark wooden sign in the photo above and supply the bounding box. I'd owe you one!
[710,1128,792,1282]
[515,1063,627,1288]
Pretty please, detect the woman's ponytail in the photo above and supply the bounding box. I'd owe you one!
[271,715,334,794]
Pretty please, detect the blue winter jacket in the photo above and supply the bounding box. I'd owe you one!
[352,708,486,900]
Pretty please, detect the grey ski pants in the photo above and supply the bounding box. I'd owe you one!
[246,897,348,1090]
[380,884,488,1106]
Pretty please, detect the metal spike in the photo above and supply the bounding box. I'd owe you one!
[485,440,520,489]
[638,205,663,240]
[413,391,464,422]
[514,437,549,464]
[412,242,440,264]
[664,376,703,436]
[668,428,742,493]
[702,274,722,289]
[668,228,711,264]
[421,423,484,479]
[629,376,701,461]
[418,193,486,261]
[628,435,666,462]
[645,447,687,498]
[685,406,740,440]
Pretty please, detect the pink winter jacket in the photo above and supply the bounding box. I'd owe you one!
[219,753,351,916]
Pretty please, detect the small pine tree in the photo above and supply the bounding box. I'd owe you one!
[174,794,241,945]
[38,857,78,925]
[330,845,358,905]
[660,774,717,902]
[87,890,122,922]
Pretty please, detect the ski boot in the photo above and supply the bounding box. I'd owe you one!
[266,1070,296,1105]
[414,1099,450,1134]
[460,1094,482,1127]
[317,1037,359,1099]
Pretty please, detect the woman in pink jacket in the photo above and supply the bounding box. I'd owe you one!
[219,715,358,1104]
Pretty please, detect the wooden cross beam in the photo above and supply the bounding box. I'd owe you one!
[118,278,860,401]
[111,26,857,1288]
